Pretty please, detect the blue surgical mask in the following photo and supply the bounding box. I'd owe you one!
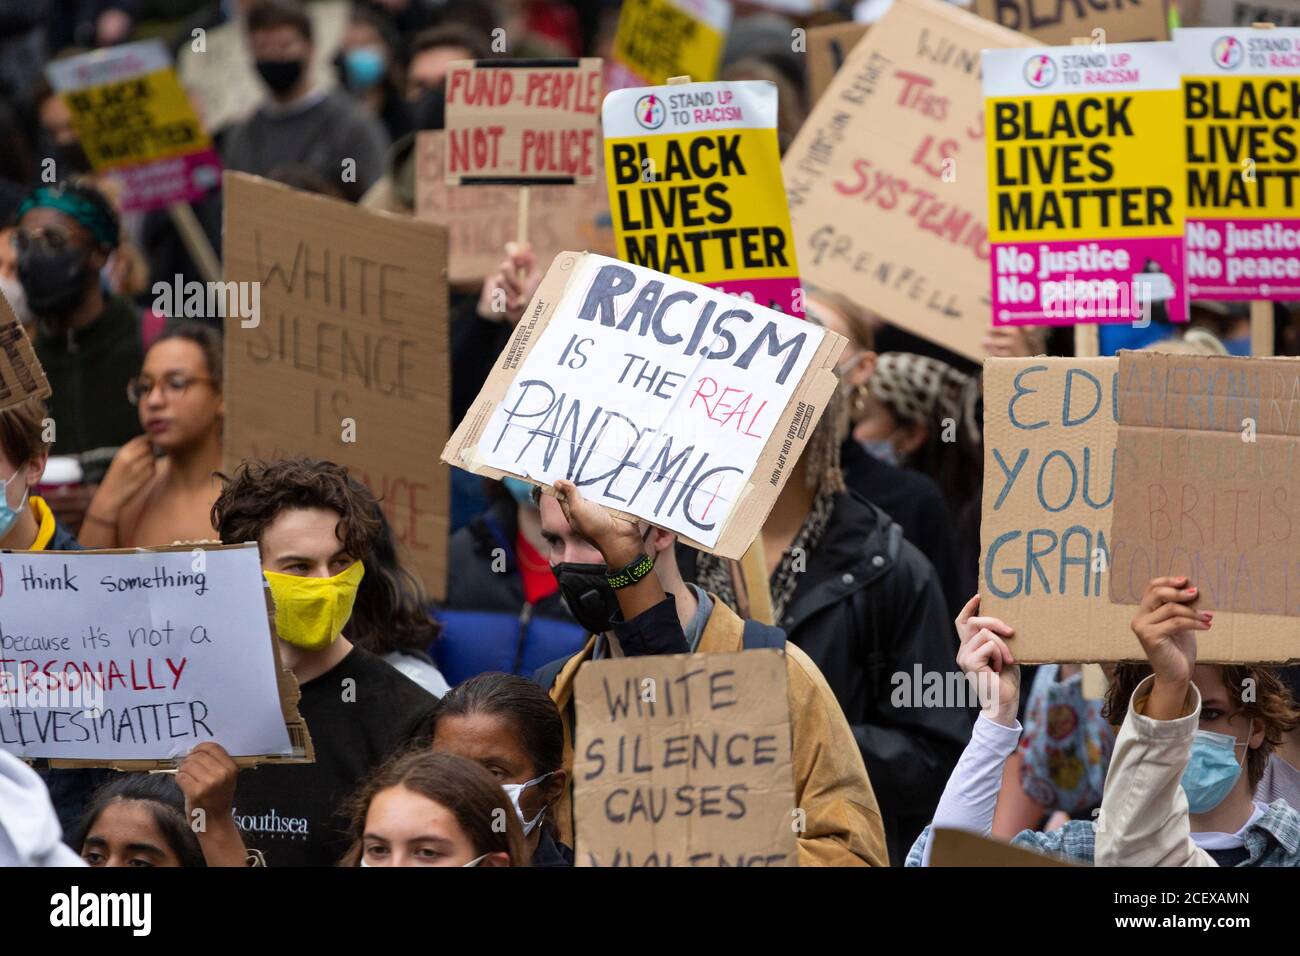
[0,470,29,538]
[344,47,386,91]
[502,771,554,836]
[502,476,535,508]
[1181,729,1246,813]
[859,438,898,467]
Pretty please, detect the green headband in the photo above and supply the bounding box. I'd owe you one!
[17,186,119,249]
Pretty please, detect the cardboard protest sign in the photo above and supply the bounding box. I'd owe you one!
[1178,28,1300,300]
[983,42,1187,326]
[930,828,1078,865]
[415,131,616,285]
[442,252,844,558]
[784,0,1034,362]
[603,80,804,314]
[608,0,732,90]
[443,59,603,185]
[0,544,311,767]
[0,290,50,412]
[806,22,871,106]
[1198,0,1300,25]
[972,0,1170,43]
[222,173,450,600]
[1110,353,1300,655]
[981,355,1300,661]
[46,40,221,213]
[571,649,798,866]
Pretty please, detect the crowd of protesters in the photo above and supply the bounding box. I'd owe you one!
[1,0,1299,870]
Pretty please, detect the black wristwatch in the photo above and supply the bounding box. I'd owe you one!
[605,552,656,589]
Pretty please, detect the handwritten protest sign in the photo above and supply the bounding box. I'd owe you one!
[443,252,844,557]
[444,59,603,185]
[0,290,50,412]
[415,131,616,285]
[0,544,310,767]
[47,40,221,213]
[572,650,798,866]
[972,0,1171,44]
[1198,0,1300,26]
[981,355,1300,661]
[983,42,1187,326]
[1110,353,1300,650]
[222,173,450,599]
[604,80,804,314]
[807,22,870,106]
[784,0,1034,362]
[1178,27,1300,299]
[608,0,732,90]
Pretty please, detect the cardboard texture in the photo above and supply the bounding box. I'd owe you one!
[930,827,1078,865]
[1110,353,1300,659]
[222,172,450,600]
[571,649,798,866]
[972,0,1170,42]
[1197,0,1300,24]
[981,355,1300,663]
[806,22,870,106]
[441,251,845,559]
[414,131,616,285]
[4,543,313,770]
[783,0,1035,362]
[0,290,51,412]
[443,59,603,185]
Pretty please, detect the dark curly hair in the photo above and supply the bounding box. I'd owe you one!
[212,457,381,561]
[338,750,526,866]
[349,507,441,656]
[1103,663,1300,790]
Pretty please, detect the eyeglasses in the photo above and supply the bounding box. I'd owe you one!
[12,227,78,253]
[127,372,216,405]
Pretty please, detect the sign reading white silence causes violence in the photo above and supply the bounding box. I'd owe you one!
[443,252,845,558]
[0,545,309,766]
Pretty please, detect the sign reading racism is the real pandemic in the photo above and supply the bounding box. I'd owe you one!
[443,59,603,185]
[608,0,732,90]
[983,42,1187,326]
[442,252,845,558]
[1178,27,1300,299]
[0,545,309,766]
[603,80,804,314]
[47,40,222,212]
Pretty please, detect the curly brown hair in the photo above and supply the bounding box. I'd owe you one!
[212,457,381,560]
[1103,663,1300,790]
[338,749,526,866]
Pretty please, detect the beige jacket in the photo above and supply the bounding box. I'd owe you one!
[1095,675,1217,867]
[547,596,890,866]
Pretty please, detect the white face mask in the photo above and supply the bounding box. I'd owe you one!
[0,276,32,326]
[502,772,554,836]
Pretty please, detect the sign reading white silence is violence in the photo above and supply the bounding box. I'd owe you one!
[444,252,844,557]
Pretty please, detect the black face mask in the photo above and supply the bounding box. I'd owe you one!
[409,85,445,131]
[255,58,304,95]
[552,562,621,636]
[18,242,94,317]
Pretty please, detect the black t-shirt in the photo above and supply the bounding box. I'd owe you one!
[232,646,439,867]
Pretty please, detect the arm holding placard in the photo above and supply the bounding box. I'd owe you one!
[176,742,250,867]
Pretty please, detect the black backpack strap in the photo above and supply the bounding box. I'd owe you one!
[741,619,787,651]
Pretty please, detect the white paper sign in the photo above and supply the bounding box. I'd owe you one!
[0,545,294,762]
[473,255,823,547]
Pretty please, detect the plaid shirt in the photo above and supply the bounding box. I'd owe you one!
[906,800,1300,866]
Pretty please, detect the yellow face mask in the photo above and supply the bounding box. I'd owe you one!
[263,562,365,651]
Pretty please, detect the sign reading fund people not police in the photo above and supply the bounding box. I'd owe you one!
[603,81,803,315]
[983,42,1187,326]
[443,252,845,558]
[1178,27,1300,299]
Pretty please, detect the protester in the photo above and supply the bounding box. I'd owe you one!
[0,748,85,867]
[222,0,389,201]
[213,457,439,866]
[349,508,450,696]
[340,750,525,866]
[336,4,410,143]
[432,672,572,866]
[80,323,223,548]
[533,478,889,865]
[437,479,584,684]
[69,744,251,868]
